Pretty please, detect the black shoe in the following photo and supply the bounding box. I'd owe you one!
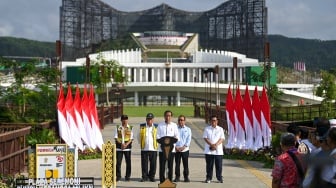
[116,178,121,182]
[184,178,190,182]
[173,178,180,182]
[125,177,130,181]
[149,178,155,182]
[218,179,223,183]
[140,178,147,182]
[204,179,211,183]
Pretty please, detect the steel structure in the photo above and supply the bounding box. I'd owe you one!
[60,0,267,60]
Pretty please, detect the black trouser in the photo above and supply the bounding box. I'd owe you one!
[116,150,131,179]
[205,154,223,181]
[174,151,189,179]
[159,152,174,183]
[141,150,157,180]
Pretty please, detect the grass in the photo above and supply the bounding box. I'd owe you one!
[123,106,195,118]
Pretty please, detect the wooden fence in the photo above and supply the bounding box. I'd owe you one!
[0,125,31,175]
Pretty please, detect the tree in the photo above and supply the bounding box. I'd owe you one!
[89,53,127,105]
[316,71,336,118]
[0,57,59,122]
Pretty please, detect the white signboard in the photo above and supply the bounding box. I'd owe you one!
[36,144,67,179]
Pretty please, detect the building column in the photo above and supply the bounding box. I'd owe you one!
[145,68,148,82]
[163,68,166,82]
[176,91,181,106]
[228,68,232,82]
[139,68,143,82]
[134,91,139,106]
[157,68,161,82]
[134,68,138,82]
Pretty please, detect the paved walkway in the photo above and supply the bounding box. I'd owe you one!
[78,117,272,188]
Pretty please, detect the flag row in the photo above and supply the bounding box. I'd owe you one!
[293,61,306,72]
[225,85,272,150]
[57,83,104,151]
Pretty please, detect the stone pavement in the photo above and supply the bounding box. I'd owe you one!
[77,117,272,188]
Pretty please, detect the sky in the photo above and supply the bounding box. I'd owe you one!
[0,0,335,42]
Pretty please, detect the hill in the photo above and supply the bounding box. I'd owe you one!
[1,35,336,71]
[269,35,336,71]
[0,37,55,57]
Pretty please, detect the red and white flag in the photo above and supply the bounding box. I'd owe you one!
[65,83,84,151]
[73,84,89,146]
[243,85,254,150]
[260,86,272,147]
[57,83,73,147]
[89,84,104,151]
[225,85,236,149]
[234,85,246,149]
[81,84,96,149]
[252,86,263,150]
[294,62,306,72]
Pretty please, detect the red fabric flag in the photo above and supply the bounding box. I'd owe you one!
[57,82,72,147]
[243,85,254,150]
[81,84,96,149]
[260,86,272,147]
[252,86,263,150]
[89,84,104,150]
[73,84,89,146]
[234,85,246,149]
[65,83,84,150]
[225,85,236,148]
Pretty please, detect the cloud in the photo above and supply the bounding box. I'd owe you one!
[267,0,336,40]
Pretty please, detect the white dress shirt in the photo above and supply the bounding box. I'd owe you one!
[156,121,179,152]
[203,125,225,155]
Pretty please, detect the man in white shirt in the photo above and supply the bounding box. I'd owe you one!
[203,115,225,183]
[156,110,179,183]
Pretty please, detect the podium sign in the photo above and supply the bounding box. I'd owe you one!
[36,144,67,179]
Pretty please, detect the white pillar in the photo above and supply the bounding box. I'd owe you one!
[176,91,181,107]
[228,68,232,82]
[157,68,160,82]
[134,68,138,82]
[145,68,148,82]
[134,91,139,106]
[127,68,131,82]
[239,68,243,83]
[139,68,143,82]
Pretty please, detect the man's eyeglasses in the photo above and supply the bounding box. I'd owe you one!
[178,119,185,121]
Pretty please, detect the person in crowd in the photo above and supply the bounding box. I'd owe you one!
[139,113,158,182]
[303,119,331,188]
[329,119,336,128]
[174,115,192,183]
[271,132,305,188]
[287,124,301,148]
[114,114,133,182]
[319,127,336,187]
[298,127,316,154]
[203,115,224,183]
[156,110,179,183]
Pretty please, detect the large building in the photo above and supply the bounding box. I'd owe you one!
[60,0,267,61]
